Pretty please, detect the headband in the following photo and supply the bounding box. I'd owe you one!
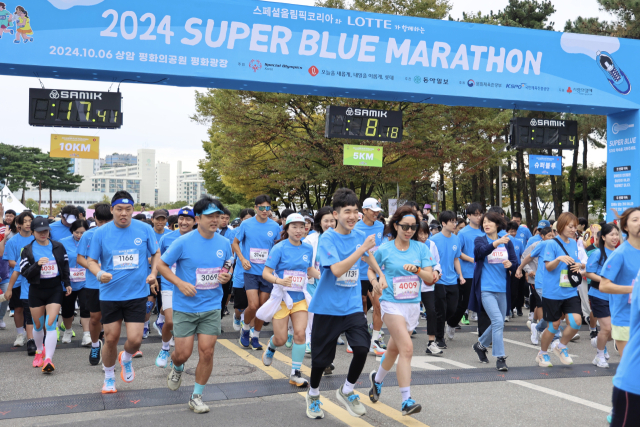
[111,198,134,207]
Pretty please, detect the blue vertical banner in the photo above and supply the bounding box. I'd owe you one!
[607,111,640,221]
[528,155,562,176]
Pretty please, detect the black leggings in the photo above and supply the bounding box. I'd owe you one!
[611,386,640,427]
[309,345,368,389]
[448,277,473,328]
[421,291,437,336]
[435,284,459,340]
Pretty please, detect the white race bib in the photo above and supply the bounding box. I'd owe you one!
[249,248,268,264]
[393,275,420,300]
[284,270,306,292]
[337,268,359,287]
[487,246,508,264]
[70,267,86,282]
[195,267,221,290]
[171,263,177,274]
[112,249,139,270]
[40,260,58,279]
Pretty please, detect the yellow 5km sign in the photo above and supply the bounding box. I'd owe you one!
[50,134,100,159]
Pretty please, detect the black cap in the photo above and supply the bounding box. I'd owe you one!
[32,217,51,232]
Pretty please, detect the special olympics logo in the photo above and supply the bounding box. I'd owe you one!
[303,255,309,262]
[134,238,142,246]
[452,245,457,251]
[467,79,475,87]
[49,90,60,99]
[346,108,354,116]
[216,250,223,258]
[377,233,382,239]
[267,231,273,237]
[612,123,635,134]
[530,119,538,126]
[249,60,262,72]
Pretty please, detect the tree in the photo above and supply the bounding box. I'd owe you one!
[24,198,39,213]
[0,144,42,203]
[88,194,111,209]
[35,156,83,213]
[456,0,555,30]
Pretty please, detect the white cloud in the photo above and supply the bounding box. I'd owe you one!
[47,0,105,11]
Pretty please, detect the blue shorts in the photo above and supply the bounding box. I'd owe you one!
[589,295,610,319]
[244,273,273,293]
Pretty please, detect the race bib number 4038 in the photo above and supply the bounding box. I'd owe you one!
[40,260,59,279]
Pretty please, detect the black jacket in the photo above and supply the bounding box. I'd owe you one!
[19,239,70,287]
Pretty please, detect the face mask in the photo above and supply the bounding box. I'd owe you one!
[65,214,77,223]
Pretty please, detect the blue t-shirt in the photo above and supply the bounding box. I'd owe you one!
[430,232,461,285]
[158,230,189,292]
[87,220,159,302]
[586,248,612,301]
[3,233,35,295]
[161,230,233,314]
[525,234,542,250]
[518,225,533,246]
[78,227,100,290]
[374,239,435,304]
[50,221,72,242]
[152,228,169,276]
[612,267,640,395]
[458,225,485,278]
[265,239,313,303]
[308,228,369,316]
[600,241,640,327]
[507,235,523,262]
[354,220,384,280]
[542,237,580,301]
[60,235,85,291]
[225,228,238,243]
[480,236,509,293]
[530,240,548,291]
[234,217,281,276]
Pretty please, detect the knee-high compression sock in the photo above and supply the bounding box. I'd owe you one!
[33,315,45,352]
[44,315,58,360]
[291,343,305,375]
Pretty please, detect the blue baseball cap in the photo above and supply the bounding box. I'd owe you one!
[198,204,223,216]
[178,208,195,219]
[537,220,551,229]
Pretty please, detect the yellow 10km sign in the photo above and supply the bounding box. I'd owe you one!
[50,134,100,159]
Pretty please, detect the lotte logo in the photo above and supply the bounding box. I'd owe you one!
[308,66,319,77]
[249,60,262,72]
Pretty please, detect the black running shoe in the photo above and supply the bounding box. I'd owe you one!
[436,339,447,349]
[89,340,102,366]
[368,370,382,402]
[323,363,335,375]
[26,339,37,356]
[590,330,598,340]
[473,342,489,363]
[401,398,422,416]
[496,356,508,371]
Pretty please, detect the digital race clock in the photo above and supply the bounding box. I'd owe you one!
[28,88,123,129]
[325,106,402,142]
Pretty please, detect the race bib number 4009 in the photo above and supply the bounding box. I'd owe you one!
[112,249,139,270]
[393,275,420,300]
[195,267,221,290]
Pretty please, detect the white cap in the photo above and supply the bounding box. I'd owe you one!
[362,198,383,212]
[285,213,306,225]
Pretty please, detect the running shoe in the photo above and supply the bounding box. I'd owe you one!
[446,324,455,340]
[536,352,553,367]
[9,310,14,317]
[528,313,534,321]
[102,377,117,394]
[336,335,345,345]
[152,319,163,336]
[285,333,294,349]
[435,339,447,350]
[412,329,417,336]
[346,345,353,354]
[56,326,60,342]
[26,338,37,356]
[118,351,135,382]
[42,358,55,373]
[461,313,470,326]
[368,323,373,336]
[517,309,523,317]
[170,337,175,347]
[496,356,508,371]
[592,355,609,368]
[368,370,382,402]
[323,363,335,376]
[143,327,149,339]
[305,391,324,419]
[604,347,610,360]
[473,342,489,363]
[81,332,92,347]
[426,342,443,356]
[232,317,242,331]
[155,349,170,368]
[615,342,619,354]
[250,337,263,351]
[223,307,230,316]
[305,342,311,354]
[370,340,386,356]
[570,333,580,342]
[239,329,251,348]
[0,321,5,330]
[13,333,26,347]
[133,350,143,358]
[590,330,598,348]
[527,320,532,329]
[167,362,183,391]
[401,398,421,416]
[336,387,366,417]
[607,410,613,424]
[552,346,573,365]
[469,312,478,322]
[289,370,309,387]
[504,316,510,322]
[262,345,275,366]
[62,329,73,344]
[420,311,427,320]
[263,322,270,327]
[89,341,102,366]
[33,350,44,368]
[530,323,539,345]
[377,337,387,350]
[189,394,210,414]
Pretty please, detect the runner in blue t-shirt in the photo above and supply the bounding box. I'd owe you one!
[506,221,525,316]
[512,212,532,246]
[76,203,113,365]
[260,213,319,388]
[145,209,170,339]
[305,188,385,420]
[232,195,281,350]
[86,191,160,394]
[231,208,255,332]
[154,208,195,369]
[453,202,483,327]
[159,197,232,414]
[368,206,435,416]
[49,205,80,242]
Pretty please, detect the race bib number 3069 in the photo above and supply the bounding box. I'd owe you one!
[196,267,221,290]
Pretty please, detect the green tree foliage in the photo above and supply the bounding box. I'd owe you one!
[24,198,39,213]
[456,0,555,29]
[316,0,451,19]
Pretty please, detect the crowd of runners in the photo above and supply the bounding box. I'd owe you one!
[0,190,638,426]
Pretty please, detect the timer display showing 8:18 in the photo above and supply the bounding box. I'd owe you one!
[325,106,403,142]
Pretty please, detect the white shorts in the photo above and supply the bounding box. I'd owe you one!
[161,290,173,310]
[380,300,420,332]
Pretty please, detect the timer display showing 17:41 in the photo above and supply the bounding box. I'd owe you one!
[325,106,403,142]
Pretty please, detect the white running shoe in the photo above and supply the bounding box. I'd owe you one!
[526,320,532,329]
[504,316,510,322]
[81,332,92,347]
[337,336,345,345]
[369,340,386,356]
[14,333,26,347]
[0,320,6,330]
[445,324,455,340]
[592,355,609,368]
[570,333,580,342]
[469,312,478,322]
[528,313,534,321]
[189,394,210,414]
[62,329,73,344]
[426,341,443,356]
[530,323,539,345]
[169,337,175,347]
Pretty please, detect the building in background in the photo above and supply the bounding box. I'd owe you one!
[15,190,136,210]
[105,153,137,167]
[176,160,208,206]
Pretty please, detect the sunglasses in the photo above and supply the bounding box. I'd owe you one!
[397,223,419,231]
[257,206,272,212]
